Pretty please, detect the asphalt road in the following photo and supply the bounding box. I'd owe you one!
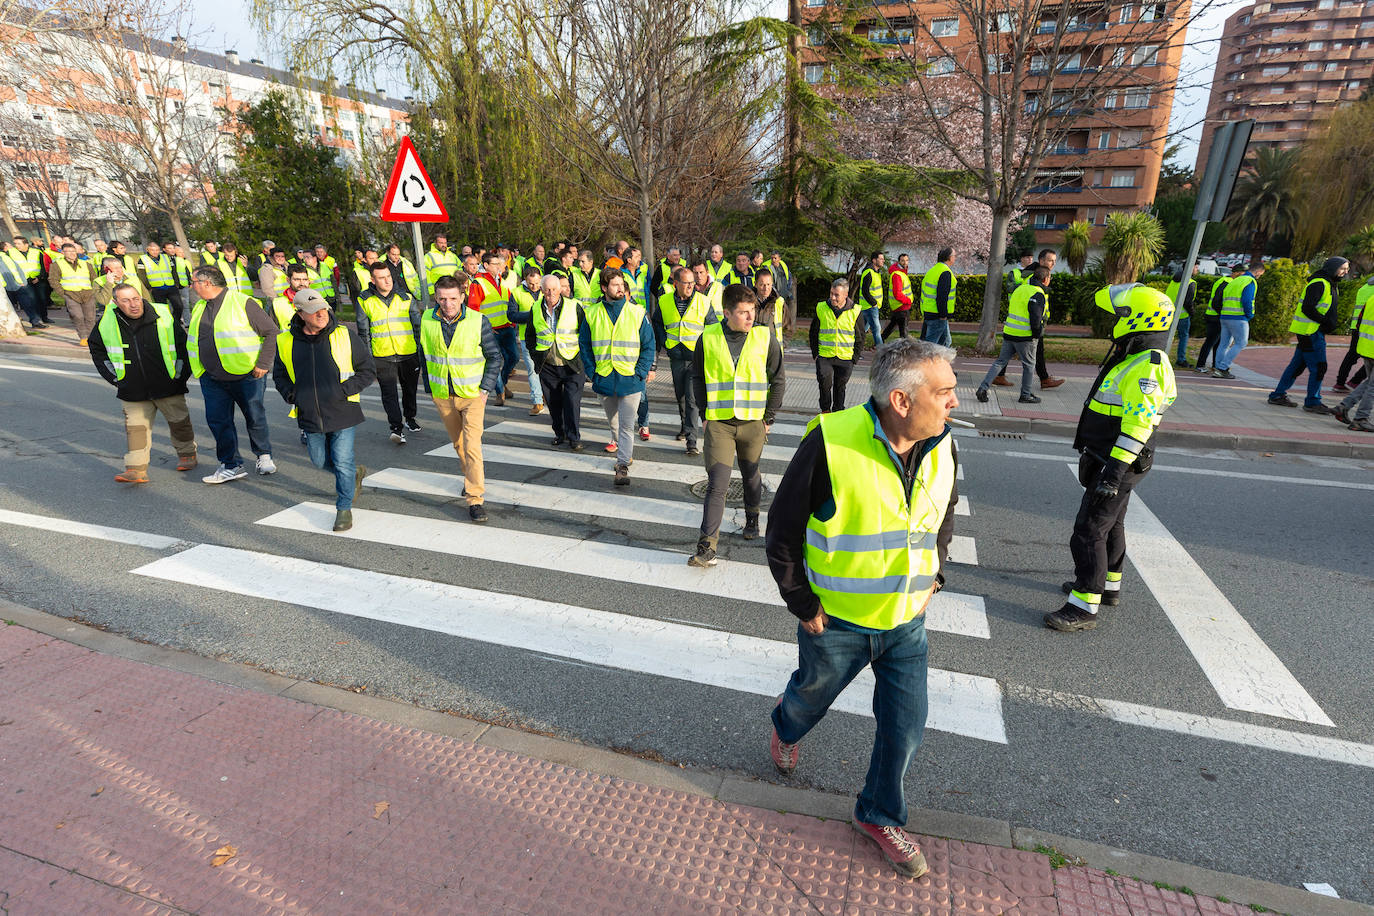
[1,349,1372,904]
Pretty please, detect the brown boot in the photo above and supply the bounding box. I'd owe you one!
[992,375,1012,387]
[1041,377,1066,389]
[114,468,149,484]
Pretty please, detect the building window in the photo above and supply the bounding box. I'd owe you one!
[1118,129,1142,147]
[1030,55,1047,73]
[927,56,955,76]
[1118,4,1133,24]
[1110,170,1136,187]
[1262,64,1289,75]
[1308,40,1325,49]
[1139,1,1164,21]
[1092,169,1105,185]
[1098,131,1111,149]
[1326,61,1340,70]
[1232,52,1245,64]
[1033,212,1056,227]
[808,26,824,45]
[1351,79,1364,89]
[806,0,824,6]
[1270,85,1286,93]
[1303,61,1320,70]
[804,64,825,83]
[992,12,1015,32]
[1224,90,1234,100]
[931,17,959,36]
[1123,87,1151,108]
[1024,95,1040,113]
[1313,19,1331,28]
[1086,207,1098,224]
[1131,45,1158,65]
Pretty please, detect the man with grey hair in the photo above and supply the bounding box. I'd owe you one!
[765,337,960,881]
[809,278,861,412]
[510,273,586,449]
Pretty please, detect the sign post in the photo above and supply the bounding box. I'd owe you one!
[380,135,449,309]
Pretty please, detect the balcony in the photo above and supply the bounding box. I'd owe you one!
[1033,222,1071,230]
[1029,184,1084,193]
[1046,145,1089,155]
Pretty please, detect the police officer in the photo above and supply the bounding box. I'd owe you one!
[357,260,423,443]
[1047,284,1177,632]
[1267,257,1348,413]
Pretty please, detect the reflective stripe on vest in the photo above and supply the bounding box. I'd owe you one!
[420,309,485,397]
[859,267,884,309]
[701,323,770,421]
[96,301,178,382]
[658,290,711,351]
[583,301,645,376]
[172,256,191,285]
[530,298,581,359]
[1003,283,1036,337]
[1221,275,1255,318]
[57,258,93,291]
[1288,278,1332,336]
[14,248,42,278]
[815,302,858,360]
[1355,297,1374,359]
[573,268,600,305]
[803,406,955,630]
[304,265,332,298]
[140,254,173,288]
[623,266,648,307]
[357,292,417,357]
[277,325,358,417]
[188,292,261,377]
[1351,284,1372,329]
[920,262,954,316]
[425,248,460,293]
[475,276,509,327]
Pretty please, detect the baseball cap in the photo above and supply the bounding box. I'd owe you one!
[293,289,330,313]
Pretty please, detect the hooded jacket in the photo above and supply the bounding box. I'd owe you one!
[271,312,377,434]
[1296,257,1348,336]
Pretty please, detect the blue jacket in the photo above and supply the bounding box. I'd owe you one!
[1226,272,1257,321]
[578,297,656,397]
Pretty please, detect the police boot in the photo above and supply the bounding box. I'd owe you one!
[742,513,760,540]
[1044,603,1099,632]
[1061,581,1119,607]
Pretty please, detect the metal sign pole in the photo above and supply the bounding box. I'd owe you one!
[411,221,429,310]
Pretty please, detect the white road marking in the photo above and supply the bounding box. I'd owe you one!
[131,543,1008,744]
[955,496,970,516]
[1011,686,1374,769]
[488,419,801,464]
[254,502,992,639]
[0,507,180,549]
[1303,883,1340,898]
[0,360,103,379]
[948,536,978,565]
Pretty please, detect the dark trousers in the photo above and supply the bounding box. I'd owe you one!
[539,361,585,443]
[8,286,42,325]
[493,324,520,394]
[668,352,700,446]
[199,374,272,470]
[150,285,179,322]
[1336,334,1367,388]
[1069,452,1144,599]
[1195,317,1222,370]
[166,287,186,324]
[1271,333,1327,407]
[34,278,51,320]
[375,354,421,431]
[995,334,1052,381]
[699,419,766,549]
[815,357,853,413]
[881,310,910,341]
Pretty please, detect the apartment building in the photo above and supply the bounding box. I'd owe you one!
[0,25,411,241]
[1196,0,1373,176]
[799,0,1188,244]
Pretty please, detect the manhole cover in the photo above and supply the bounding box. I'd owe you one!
[977,430,1026,440]
[688,479,772,504]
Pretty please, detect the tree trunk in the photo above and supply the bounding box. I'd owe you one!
[782,0,802,243]
[0,295,23,338]
[638,187,654,277]
[0,173,21,240]
[169,209,190,254]
[978,208,1012,353]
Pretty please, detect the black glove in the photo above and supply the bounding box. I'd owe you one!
[1091,458,1128,505]
[1091,478,1119,505]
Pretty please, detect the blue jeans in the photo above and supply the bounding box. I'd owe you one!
[9,286,42,325]
[304,427,357,511]
[199,374,271,470]
[920,317,952,347]
[636,387,650,428]
[1271,333,1327,406]
[860,307,882,349]
[493,325,520,395]
[516,338,544,406]
[773,615,929,827]
[1216,319,1248,371]
[1173,315,1191,364]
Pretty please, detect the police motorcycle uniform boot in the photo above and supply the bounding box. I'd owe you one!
[742,514,760,540]
[1044,602,1099,632]
[1062,580,1119,607]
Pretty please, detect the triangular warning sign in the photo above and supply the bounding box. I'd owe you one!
[380,136,448,223]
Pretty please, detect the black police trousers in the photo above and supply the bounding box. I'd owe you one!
[1069,451,1146,598]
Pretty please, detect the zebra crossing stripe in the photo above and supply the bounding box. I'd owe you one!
[426,442,786,489]
[487,419,800,464]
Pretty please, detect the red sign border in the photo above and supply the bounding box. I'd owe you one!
[380,135,449,223]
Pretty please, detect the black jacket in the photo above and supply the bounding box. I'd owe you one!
[271,314,376,433]
[90,303,191,402]
[1299,259,1348,336]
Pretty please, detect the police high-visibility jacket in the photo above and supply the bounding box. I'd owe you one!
[920,262,956,317]
[1078,349,1177,464]
[815,302,859,360]
[1289,278,1333,336]
[659,289,713,352]
[424,246,460,294]
[1355,296,1374,358]
[530,296,581,360]
[1003,282,1043,339]
[276,325,359,418]
[701,322,770,421]
[1221,274,1256,319]
[55,258,94,292]
[420,308,485,398]
[188,291,262,377]
[140,254,174,288]
[573,267,601,305]
[474,275,511,328]
[858,267,884,310]
[802,405,955,630]
[583,300,647,376]
[96,301,178,381]
[357,290,417,357]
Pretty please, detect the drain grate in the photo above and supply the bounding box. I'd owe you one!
[688,479,772,504]
[977,430,1026,440]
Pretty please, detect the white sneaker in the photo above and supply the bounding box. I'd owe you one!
[256,454,277,475]
[390,430,406,444]
[202,464,247,485]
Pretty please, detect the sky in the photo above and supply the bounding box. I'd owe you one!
[196,0,1251,173]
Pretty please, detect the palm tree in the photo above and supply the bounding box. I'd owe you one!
[1226,147,1300,257]
[1061,221,1092,275]
[1100,211,1165,285]
[1344,223,1374,273]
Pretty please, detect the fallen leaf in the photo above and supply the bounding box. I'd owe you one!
[211,845,237,867]
[55,823,65,829]
[372,801,389,819]
[90,787,104,797]
[1261,452,1274,458]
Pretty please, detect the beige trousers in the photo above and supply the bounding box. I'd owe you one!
[433,394,486,505]
[120,396,196,471]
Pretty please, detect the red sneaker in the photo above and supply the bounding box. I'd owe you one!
[853,820,929,878]
[604,442,618,453]
[769,697,798,774]
[638,426,651,441]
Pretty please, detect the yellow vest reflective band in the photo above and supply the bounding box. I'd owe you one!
[475,276,510,327]
[14,248,42,278]
[767,296,784,346]
[320,255,337,276]
[623,265,648,307]
[303,265,331,299]
[920,262,955,316]
[584,301,645,376]
[1289,278,1332,336]
[99,271,150,301]
[357,291,417,357]
[188,291,261,377]
[803,406,954,630]
[396,257,419,294]
[815,302,858,360]
[172,256,192,285]
[56,258,92,291]
[1351,283,1372,330]
[1086,350,1178,462]
[222,259,251,294]
[424,246,460,293]
[269,296,296,329]
[140,254,173,288]
[277,325,358,417]
[572,268,600,305]
[420,308,485,398]
[1355,295,1374,358]
[1003,282,1037,338]
[1221,275,1255,318]
[263,267,288,298]
[1010,266,1031,288]
[701,323,770,421]
[96,301,178,382]
[658,289,711,351]
[708,259,731,283]
[859,267,884,309]
[531,297,580,359]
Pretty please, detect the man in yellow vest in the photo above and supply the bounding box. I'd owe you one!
[857,251,886,351]
[49,241,99,345]
[572,249,601,306]
[136,241,178,317]
[9,236,48,326]
[96,256,150,308]
[917,247,953,347]
[272,289,376,532]
[753,267,785,350]
[357,260,423,443]
[313,244,338,299]
[1334,284,1374,431]
[1,240,45,328]
[810,278,861,413]
[166,241,194,323]
[187,264,280,484]
[1267,256,1348,412]
[766,337,960,880]
[510,274,586,449]
[424,235,460,295]
[268,264,313,329]
[420,274,503,522]
[1213,260,1264,379]
[89,282,197,483]
[883,253,915,341]
[706,244,731,285]
[219,244,253,296]
[199,240,221,267]
[974,265,1050,404]
[297,249,335,309]
[257,247,291,303]
[1333,273,1374,393]
[768,250,794,331]
[687,283,785,567]
[578,270,656,484]
[655,265,720,455]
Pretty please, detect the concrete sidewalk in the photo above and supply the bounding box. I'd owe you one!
[3,607,1364,915]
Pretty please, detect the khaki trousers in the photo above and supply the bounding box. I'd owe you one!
[121,396,196,471]
[434,394,486,505]
[64,291,98,340]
